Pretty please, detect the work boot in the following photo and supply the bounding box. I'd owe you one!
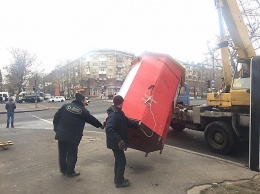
[66,172,80,177]
[115,181,130,188]
[114,178,129,184]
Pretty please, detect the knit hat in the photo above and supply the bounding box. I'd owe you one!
[113,95,124,106]
[75,93,85,101]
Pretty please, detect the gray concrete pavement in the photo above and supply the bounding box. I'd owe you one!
[0,127,259,194]
[0,103,260,193]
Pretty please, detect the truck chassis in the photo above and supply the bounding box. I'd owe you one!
[171,105,249,155]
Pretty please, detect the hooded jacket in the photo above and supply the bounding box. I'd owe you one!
[53,100,102,145]
[105,105,138,149]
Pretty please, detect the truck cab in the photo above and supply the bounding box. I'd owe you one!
[177,83,190,106]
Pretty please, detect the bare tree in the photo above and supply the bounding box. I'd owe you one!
[4,48,36,94]
[205,0,260,79]
[239,0,260,50]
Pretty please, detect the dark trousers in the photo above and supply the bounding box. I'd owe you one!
[7,111,14,127]
[58,140,78,175]
[112,149,126,184]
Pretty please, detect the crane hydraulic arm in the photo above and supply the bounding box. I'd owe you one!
[217,0,256,78]
[208,0,256,107]
[218,0,256,60]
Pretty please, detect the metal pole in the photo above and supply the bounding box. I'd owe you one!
[35,75,37,108]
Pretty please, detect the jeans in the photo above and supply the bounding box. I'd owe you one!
[58,140,78,175]
[112,149,126,184]
[7,111,14,127]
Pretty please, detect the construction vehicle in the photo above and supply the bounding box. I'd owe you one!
[171,0,257,154]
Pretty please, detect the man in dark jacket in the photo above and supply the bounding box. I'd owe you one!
[53,93,104,177]
[105,95,139,188]
[5,97,16,128]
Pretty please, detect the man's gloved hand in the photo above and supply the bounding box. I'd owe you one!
[118,139,126,150]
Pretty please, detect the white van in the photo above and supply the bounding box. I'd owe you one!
[0,92,9,102]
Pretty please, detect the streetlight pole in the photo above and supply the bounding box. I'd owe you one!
[35,74,38,108]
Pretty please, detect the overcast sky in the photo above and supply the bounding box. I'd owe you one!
[0,0,219,73]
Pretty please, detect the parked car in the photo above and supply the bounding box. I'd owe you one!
[17,95,41,103]
[108,94,113,99]
[0,92,9,103]
[85,96,90,105]
[85,96,90,103]
[49,96,66,102]
[44,93,52,100]
[65,96,72,100]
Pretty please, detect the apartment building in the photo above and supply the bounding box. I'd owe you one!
[58,49,135,98]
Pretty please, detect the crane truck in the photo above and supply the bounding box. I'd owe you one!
[171,0,257,155]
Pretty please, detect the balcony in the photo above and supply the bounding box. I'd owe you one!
[98,78,107,81]
[99,57,107,62]
[116,78,124,81]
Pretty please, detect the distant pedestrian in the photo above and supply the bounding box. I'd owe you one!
[105,95,140,188]
[53,93,104,177]
[5,97,16,128]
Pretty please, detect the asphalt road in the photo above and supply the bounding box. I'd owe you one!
[0,99,249,165]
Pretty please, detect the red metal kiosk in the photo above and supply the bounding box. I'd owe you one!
[118,52,185,155]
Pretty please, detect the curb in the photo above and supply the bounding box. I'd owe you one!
[0,106,49,114]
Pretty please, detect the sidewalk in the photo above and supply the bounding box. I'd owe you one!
[0,127,259,194]
[0,103,48,114]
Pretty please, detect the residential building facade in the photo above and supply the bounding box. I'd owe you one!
[52,49,135,98]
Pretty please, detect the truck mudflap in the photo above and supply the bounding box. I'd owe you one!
[119,52,184,154]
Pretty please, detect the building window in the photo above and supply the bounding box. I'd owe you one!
[117,55,123,62]
[99,62,106,67]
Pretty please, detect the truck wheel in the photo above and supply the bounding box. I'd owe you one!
[170,121,185,132]
[204,121,237,155]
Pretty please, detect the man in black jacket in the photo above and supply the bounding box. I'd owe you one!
[105,95,139,188]
[53,93,103,177]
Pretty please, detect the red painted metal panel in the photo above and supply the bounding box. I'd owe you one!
[119,52,184,154]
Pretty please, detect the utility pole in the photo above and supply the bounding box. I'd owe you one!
[35,74,38,108]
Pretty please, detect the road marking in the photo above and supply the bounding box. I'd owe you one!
[24,112,107,125]
[25,112,53,124]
